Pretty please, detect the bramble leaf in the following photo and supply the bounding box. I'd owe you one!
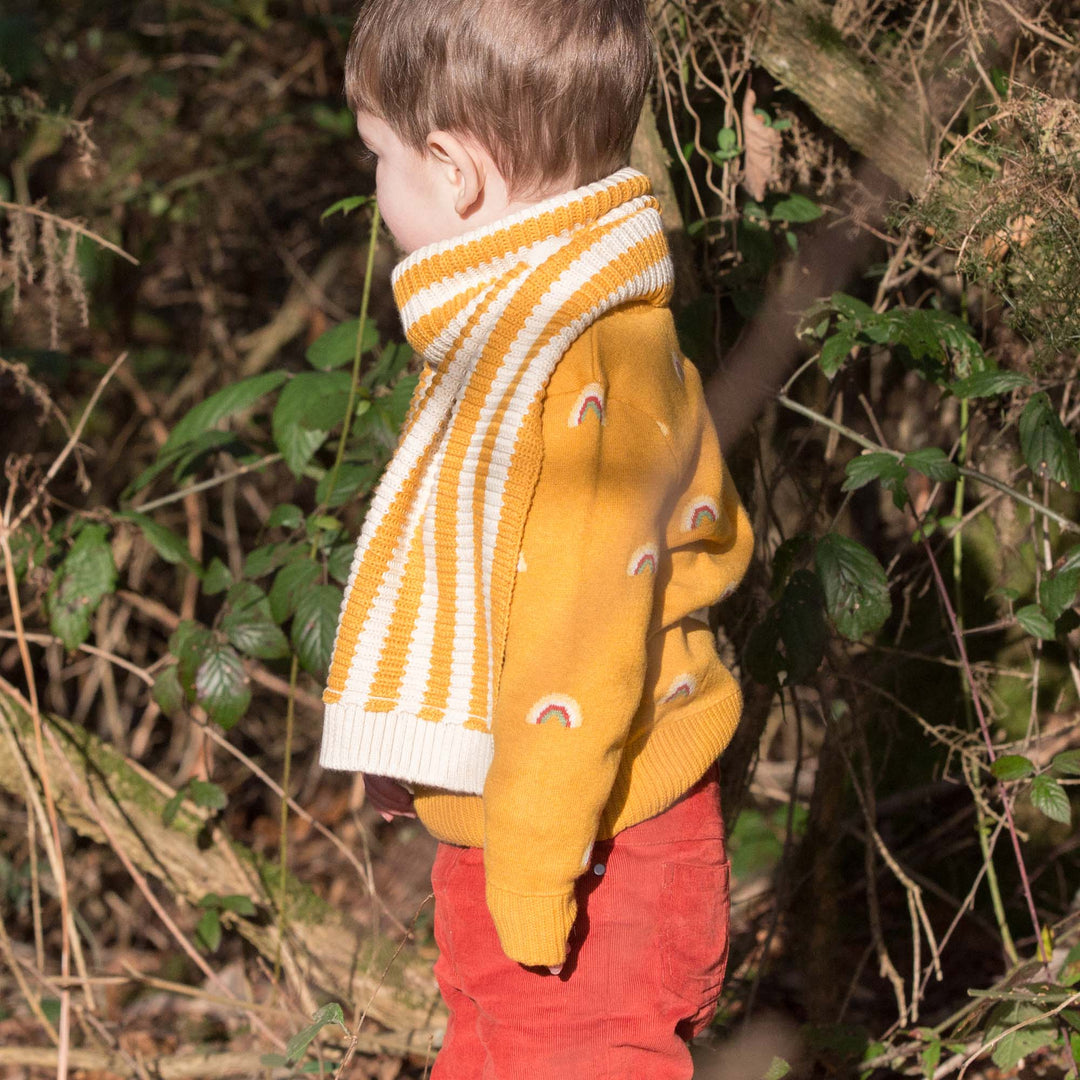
[1019,392,1080,491]
[814,534,891,640]
[990,754,1034,781]
[1016,604,1056,640]
[162,371,286,454]
[269,560,322,624]
[903,447,960,483]
[46,524,117,650]
[1052,750,1080,777]
[305,318,378,371]
[291,586,342,677]
[193,639,250,729]
[1030,775,1071,825]
[948,370,1031,398]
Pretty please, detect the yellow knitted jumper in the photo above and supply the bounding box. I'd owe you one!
[320,170,753,966]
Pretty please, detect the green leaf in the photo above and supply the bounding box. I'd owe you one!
[162,371,287,454]
[1040,568,1080,622]
[763,1057,791,1080]
[285,1002,347,1064]
[818,327,857,376]
[171,620,213,696]
[291,586,342,677]
[222,581,289,660]
[218,894,256,916]
[1030,775,1071,825]
[769,193,822,222]
[716,127,737,152]
[268,503,304,530]
[195,907,221,952]
[272,371,353,477]
[327,543,354,584]
[814,534,892,640]
[269,560,321,624]
[986,1001,1056,1069]
[321,195,371,220]
[920,1038,942,1080]
[316,460,380,508]
[1016,604,1056,640]
[305,318,379,371]
[903,447,960,483]
[990,754,1034,781]
[948,370,1031,398]
[778,570,826,684]
[744,608,783,689]
[194,639,251,730]
[118,512,200,572]
[188,779,227,812]
[151,664,185,717]
[162,785,187,827]
[1052,750,1080,777]
[46,524,118,650]
[244,541,306,580]
[1060,546,1080,574]
[843,453,907,493]
[1019,392,1080,492]
[201,557,232,596]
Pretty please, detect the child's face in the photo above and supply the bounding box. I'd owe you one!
[355,112,463,254]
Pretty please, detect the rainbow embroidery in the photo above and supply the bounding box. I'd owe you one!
[569,383,606,427]
[526,695,583,729]
[660,673,697,705]
[683,496,719,533]
[627,543,659,577]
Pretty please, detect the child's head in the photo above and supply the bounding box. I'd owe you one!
[345,0,652,251]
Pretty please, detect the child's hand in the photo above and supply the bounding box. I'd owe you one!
[362,774,416,822]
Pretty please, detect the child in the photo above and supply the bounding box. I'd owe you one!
[319,1,754,1075]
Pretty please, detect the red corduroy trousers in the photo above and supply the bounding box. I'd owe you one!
[429,767,730,1080]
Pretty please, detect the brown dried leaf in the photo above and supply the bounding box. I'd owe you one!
[742,88,782,202]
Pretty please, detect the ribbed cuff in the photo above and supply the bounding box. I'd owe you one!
[485,883,577,968]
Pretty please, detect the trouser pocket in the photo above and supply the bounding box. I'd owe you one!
[659,857,731,1036]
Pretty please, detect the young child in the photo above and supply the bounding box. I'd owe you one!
[319,1,754,1075]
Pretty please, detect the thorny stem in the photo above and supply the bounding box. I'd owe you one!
[777,393,1079,535]
[922,538,1050,968]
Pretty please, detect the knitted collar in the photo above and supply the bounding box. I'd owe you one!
[320,168,674,793]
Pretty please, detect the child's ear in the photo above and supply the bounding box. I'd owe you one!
[426,130,486,217]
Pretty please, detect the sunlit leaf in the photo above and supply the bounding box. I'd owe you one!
[1030,775,1071,825]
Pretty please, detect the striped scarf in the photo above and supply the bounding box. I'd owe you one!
[319,168,674,793]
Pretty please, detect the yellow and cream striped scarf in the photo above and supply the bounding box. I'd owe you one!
[319,169,674,793]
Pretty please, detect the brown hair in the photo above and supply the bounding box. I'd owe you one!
[344,0,653,198]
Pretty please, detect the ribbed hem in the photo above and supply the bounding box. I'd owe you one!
[485,883,577,968]
[319,704,493,795]
[602,683,743,836]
